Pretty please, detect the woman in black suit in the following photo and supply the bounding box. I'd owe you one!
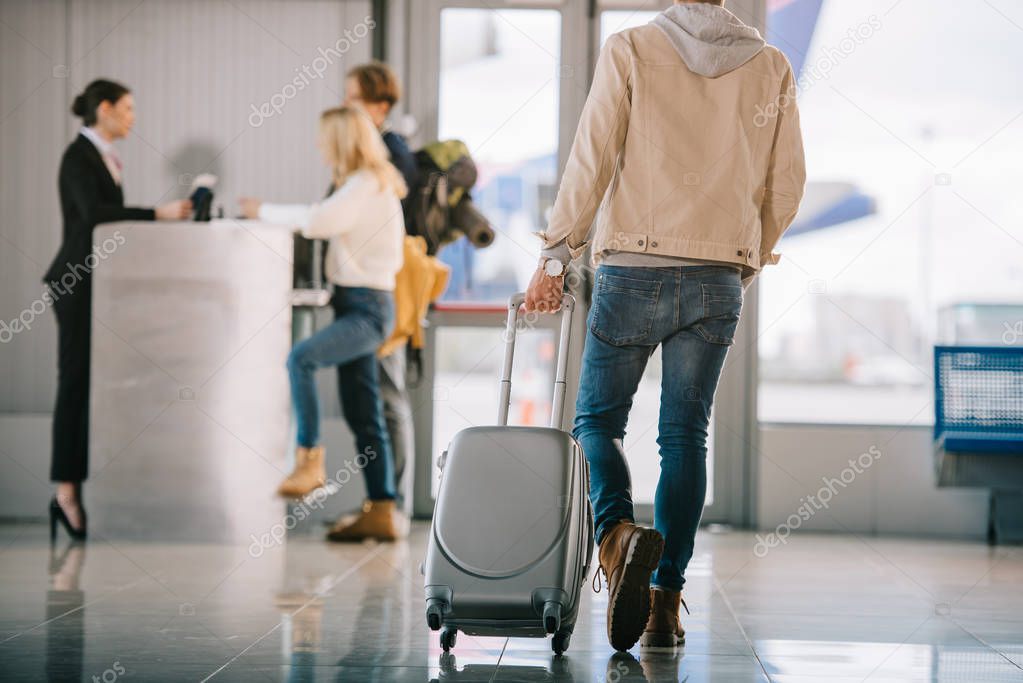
[44,79,191,540]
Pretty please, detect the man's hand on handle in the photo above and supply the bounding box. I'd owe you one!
[524,261,564,313]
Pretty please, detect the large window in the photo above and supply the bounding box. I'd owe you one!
[759,0,1023,425]
[425,7,565,501]
[436,8,561,302]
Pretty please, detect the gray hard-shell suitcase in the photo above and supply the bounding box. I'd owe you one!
[423,292,593,655]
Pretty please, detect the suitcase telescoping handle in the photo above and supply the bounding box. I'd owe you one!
[497,292,576,430]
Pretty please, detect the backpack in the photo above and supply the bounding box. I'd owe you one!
[409,140,494,255]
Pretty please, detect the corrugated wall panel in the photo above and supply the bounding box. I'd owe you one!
[0,0,68,412]
[68,0,373,219]
[0,0,373,413]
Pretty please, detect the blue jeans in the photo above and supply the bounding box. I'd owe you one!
[573,265,743,591]
[287,286,396,501]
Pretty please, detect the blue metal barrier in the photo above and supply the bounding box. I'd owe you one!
[934,346,1023,455]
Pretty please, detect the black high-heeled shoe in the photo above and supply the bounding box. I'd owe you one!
[50,498,87,542]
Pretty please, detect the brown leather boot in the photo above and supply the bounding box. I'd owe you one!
[276,446,326,498]
[640,587,687,648]
[594,521,664,651]
[326,499,408,542]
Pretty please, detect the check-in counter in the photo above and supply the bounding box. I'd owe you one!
[89,220,294,542]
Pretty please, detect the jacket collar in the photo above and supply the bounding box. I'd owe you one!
[79,126,116,158]
[75,132,119,187]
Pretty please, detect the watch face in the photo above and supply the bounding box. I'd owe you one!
[544,260,563,277]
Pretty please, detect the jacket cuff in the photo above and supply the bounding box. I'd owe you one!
[540,241,572,266]
[533,231,589,263]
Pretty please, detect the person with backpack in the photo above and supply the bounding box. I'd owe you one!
[525,0,805,651]
[322,62,423,540]
[259,62,420,541]
[240,106,409,540]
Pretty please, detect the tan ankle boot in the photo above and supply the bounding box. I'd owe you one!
[593,521,665,651]
[326,499,408,542]
[640,587,687,648]
[276,446,326,498]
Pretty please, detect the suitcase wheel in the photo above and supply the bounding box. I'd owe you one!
[552,630,571,655]
[426,600,446,631]
[542,601,563,634]
[440,625,458,652]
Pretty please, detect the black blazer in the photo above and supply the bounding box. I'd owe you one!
[44,133,155,285]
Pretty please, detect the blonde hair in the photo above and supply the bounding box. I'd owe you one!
[319,106,407,199]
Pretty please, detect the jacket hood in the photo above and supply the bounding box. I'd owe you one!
[653,3,766,78]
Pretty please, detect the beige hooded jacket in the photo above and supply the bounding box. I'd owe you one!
[538,3,806,283]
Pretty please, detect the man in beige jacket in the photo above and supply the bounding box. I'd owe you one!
[525,0,805,652]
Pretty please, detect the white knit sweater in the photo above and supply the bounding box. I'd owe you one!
[259,169,404,290]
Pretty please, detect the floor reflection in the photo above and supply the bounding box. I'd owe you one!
[45,541,86,683]
[431,650,687,683]
[0,524,1020,681]
[432,651,577,682]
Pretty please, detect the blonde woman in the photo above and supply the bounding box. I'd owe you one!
[239,106,407,540]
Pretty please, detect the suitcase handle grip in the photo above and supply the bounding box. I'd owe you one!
[498,292,576,430]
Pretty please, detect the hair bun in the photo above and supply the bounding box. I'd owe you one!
[71,94,87,117]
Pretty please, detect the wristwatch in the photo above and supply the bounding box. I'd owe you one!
[541,257,566,278]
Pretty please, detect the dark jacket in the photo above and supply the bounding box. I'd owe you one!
[44,133,154,285]
[382,129,418,225]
